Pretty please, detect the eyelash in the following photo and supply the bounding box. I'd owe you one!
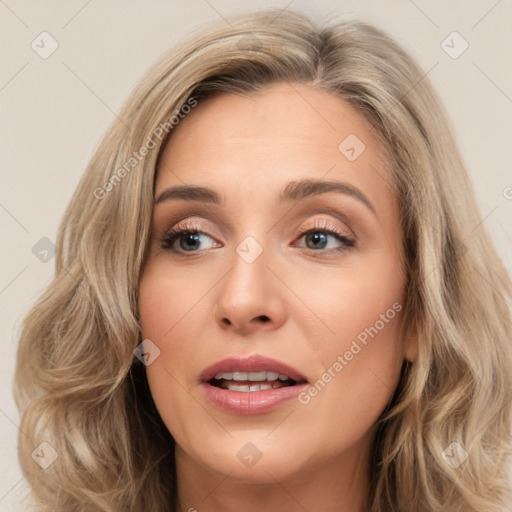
[159,219,355,256]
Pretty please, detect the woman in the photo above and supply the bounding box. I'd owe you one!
[14,8,512,512]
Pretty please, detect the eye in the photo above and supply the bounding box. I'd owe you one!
[159,219,355,256]
[160,223,218,254]
[294,219,355,254]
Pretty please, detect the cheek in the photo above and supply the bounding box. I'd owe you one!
[292,248,405,354]
[137,262,216,436]
[292,254,405,446]
[138,260,213,351]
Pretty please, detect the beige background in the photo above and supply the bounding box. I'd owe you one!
[1,0,511,509]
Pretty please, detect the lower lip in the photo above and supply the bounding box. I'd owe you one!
[201,382,309,415]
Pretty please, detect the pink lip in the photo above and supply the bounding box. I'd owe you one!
[201,382,309,415]
[199,354,309,415]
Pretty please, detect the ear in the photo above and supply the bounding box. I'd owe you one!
[404,323,418,362]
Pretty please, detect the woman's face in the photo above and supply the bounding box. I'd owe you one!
[138,83,416,484]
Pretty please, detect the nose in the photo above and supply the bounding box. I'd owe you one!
[212,243,287,336]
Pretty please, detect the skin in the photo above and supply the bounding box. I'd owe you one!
[138,82,417,512]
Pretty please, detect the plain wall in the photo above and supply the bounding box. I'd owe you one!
[1,1,511,509]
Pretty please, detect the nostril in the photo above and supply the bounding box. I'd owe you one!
[219,316,269,326]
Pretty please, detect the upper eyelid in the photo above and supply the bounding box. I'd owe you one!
[158,206,356,234]
[162,217,355,246]
[167,216,352,234]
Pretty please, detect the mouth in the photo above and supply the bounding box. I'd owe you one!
[200,354,308,388]
[199,354,309,415]
[209,370,303,392]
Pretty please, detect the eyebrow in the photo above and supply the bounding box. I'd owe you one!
[155,179,376,215]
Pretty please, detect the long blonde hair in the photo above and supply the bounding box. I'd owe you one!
[14,9,512,511]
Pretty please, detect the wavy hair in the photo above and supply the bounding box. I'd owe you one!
[14,8,512,511]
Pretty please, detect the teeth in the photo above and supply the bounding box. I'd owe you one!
[214,371,289,381]
[223,380,289,392]
[211,370,298,392]
[215,372,233,380]
[228,384,250,392]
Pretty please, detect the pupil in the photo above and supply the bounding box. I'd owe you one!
[181,232,201,251]
[307,232,327,249]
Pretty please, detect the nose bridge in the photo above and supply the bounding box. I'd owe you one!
[213,232,286,333]
[222,233,269,307]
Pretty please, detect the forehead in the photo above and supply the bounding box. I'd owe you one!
[155,83,393,211]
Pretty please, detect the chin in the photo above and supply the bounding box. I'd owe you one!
[178,432,309,482]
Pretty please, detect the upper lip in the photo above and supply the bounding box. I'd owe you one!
[199,354,308,383]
